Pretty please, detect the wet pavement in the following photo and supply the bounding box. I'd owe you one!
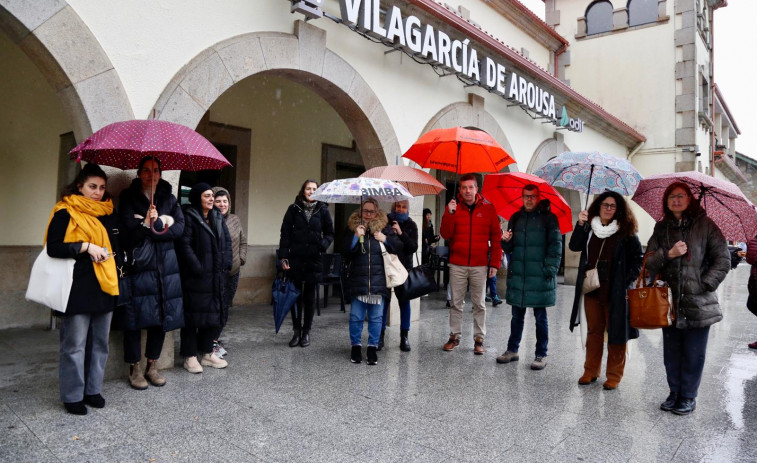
[1,264,756,462]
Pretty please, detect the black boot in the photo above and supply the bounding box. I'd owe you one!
[400,329,411,352]
[288,329,300,348]
[367,346,378,365]
[299,330,310,348]
[377,329,385,351]
[350,345,362,363]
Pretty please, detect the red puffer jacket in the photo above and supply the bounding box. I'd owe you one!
[440,193,502,268]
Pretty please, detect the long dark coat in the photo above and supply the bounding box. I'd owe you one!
[646,210,730,329]
[177,205,232,328]
[388,211,419,270]
[114,178,185,331]
[568,222,643,344]
[502,199,562,308]
[278,200,334,283]
[46,209,119,315]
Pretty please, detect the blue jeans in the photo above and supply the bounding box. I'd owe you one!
[59,312,113,403]
[663,325,710,398]
[486,275,498,298]
[349,297,383,347]
[382,293,411,331]
[507,306,548,357]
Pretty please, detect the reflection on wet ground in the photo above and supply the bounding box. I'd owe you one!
[1,265,756,462]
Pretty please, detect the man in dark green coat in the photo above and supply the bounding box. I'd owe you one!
[496,184,562,370]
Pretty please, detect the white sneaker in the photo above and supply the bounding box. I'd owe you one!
[183,356,203,374]
[201,353,228,369]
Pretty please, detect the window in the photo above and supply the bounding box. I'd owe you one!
[585,1,613,35]
[628,0,658,27]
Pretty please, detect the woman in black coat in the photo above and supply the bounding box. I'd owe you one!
[177,183,232,373]
[278,179,334,348]
[421,208,440,265]
[380,200,418,352]
[44,164,119,415]
[568,191,642,391]
[117,156,184,390]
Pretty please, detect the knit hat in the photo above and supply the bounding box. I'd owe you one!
[189,182,212,207]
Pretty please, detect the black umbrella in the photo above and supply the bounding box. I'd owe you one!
[271,273,300,333]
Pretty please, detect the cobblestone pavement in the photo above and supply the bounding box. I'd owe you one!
[1,264,756,462]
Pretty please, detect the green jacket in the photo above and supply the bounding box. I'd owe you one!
[503,200,562,308]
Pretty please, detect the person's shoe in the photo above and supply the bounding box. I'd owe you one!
[350,345,362,364]
[446,300,451,308]
[64,401,87,415]
[603,380,619,390]
[212,340,227,358]
[749,341,757,350]
[672,397,696,416]
[183,356,203,374]
[473,336,485,355]
[128,363,148,390]
[660,391,679,411]
[442,335,460,351]
[145,359,166,387]
[289,330,301,348]
[496,351,519,364]
[578,373,598,385]
[492,296,504,307]
[366,346,378,365]
[83,394,105,408]
[377,329,385,351]
[485,295,492,302]
[530,356,547,370]
[300,330,310,348]
[201,353,228,369]
[400,329,411,352]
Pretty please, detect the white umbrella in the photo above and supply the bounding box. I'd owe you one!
[310,177,413,204]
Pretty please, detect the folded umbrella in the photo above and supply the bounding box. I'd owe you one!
[272,274,300,334]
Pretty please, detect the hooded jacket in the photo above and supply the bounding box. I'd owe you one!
[341,209,402,299]
[212,187,247,275]
[114,178,184,331]
[646,209,730,329]
[439,192,502,268]
[502,199,562,308]
[278,198,334,284]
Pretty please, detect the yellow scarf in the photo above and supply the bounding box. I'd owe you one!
[44,195,119,296]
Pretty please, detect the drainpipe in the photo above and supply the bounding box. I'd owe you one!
[627,141,645,162]
[554,43,567,79]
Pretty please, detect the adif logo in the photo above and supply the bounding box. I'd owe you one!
[559,106,584,133]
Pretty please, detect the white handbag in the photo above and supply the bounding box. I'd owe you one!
[582,239,606,295]
[25,246,74,313]
[379,242,408,289]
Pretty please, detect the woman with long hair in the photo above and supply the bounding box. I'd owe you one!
[117,156,184,390]
[44,163,120,414]
[278,179,334,348]
[568,191,642,390]
[646,182,730,415]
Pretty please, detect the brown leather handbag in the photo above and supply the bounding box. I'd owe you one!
[627,252,675,329]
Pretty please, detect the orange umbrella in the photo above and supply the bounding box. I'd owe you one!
[402,126,516,176]
[360,165,445,196]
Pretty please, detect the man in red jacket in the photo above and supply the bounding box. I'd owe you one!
[440,174,503,354]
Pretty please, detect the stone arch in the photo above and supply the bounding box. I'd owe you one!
[0,1,133,139]
[152,21,399,168]
[528,134,581,213]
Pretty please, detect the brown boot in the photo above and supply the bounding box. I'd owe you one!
[145,359,166,387]
[128,363,148,390]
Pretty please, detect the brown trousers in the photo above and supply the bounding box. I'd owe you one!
[584,293,626,383]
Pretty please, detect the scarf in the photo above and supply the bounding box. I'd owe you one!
[302,200,317,222]
[590,216,619,239]
[44,195,118,296]
[388,211,409,222]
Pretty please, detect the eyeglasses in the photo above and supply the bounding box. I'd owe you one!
[361,209,377,215]
[668,194,687,200]
[523,194,539,200]
[600,203,617,210]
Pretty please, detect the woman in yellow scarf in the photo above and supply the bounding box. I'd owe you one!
[45,163,120,415]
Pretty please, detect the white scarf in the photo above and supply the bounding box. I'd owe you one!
[591,216,619,239]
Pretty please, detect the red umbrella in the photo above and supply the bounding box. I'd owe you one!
[69,120,231,171]
[359,165,445,196]
[402,126,516,176]
[482,172,573,234]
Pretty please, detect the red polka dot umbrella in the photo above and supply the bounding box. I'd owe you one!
[68,120,231,171]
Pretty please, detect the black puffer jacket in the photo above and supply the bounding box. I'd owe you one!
[388,212,418,270]
[341,209,402,299]
[115,178,184,331]
[278,199,334,283]
[646,210,730,329]
[177,206,232,328]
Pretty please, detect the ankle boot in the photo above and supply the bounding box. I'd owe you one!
[299,330,310,347]
[128,363,148,390]
[145,359,166,387]
[367,346,378,365]
[400,329,411,352]
[289,329,301,348]
[377,329,385,351]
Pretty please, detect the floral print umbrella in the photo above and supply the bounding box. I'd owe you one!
[310,177,413,204]
[533,151,642,208]
[631,171,757,242]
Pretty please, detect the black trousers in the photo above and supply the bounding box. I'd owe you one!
[290,281,316,332]
[123,327,166,363]
[180,326,217,357]
[662,325,710,398]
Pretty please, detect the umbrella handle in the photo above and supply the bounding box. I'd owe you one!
[150,217,170,235]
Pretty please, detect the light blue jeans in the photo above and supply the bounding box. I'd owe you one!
[349,297,384,347]
[59,312,113,403]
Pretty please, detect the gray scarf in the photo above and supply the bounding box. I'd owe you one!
[302,200,317,222]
